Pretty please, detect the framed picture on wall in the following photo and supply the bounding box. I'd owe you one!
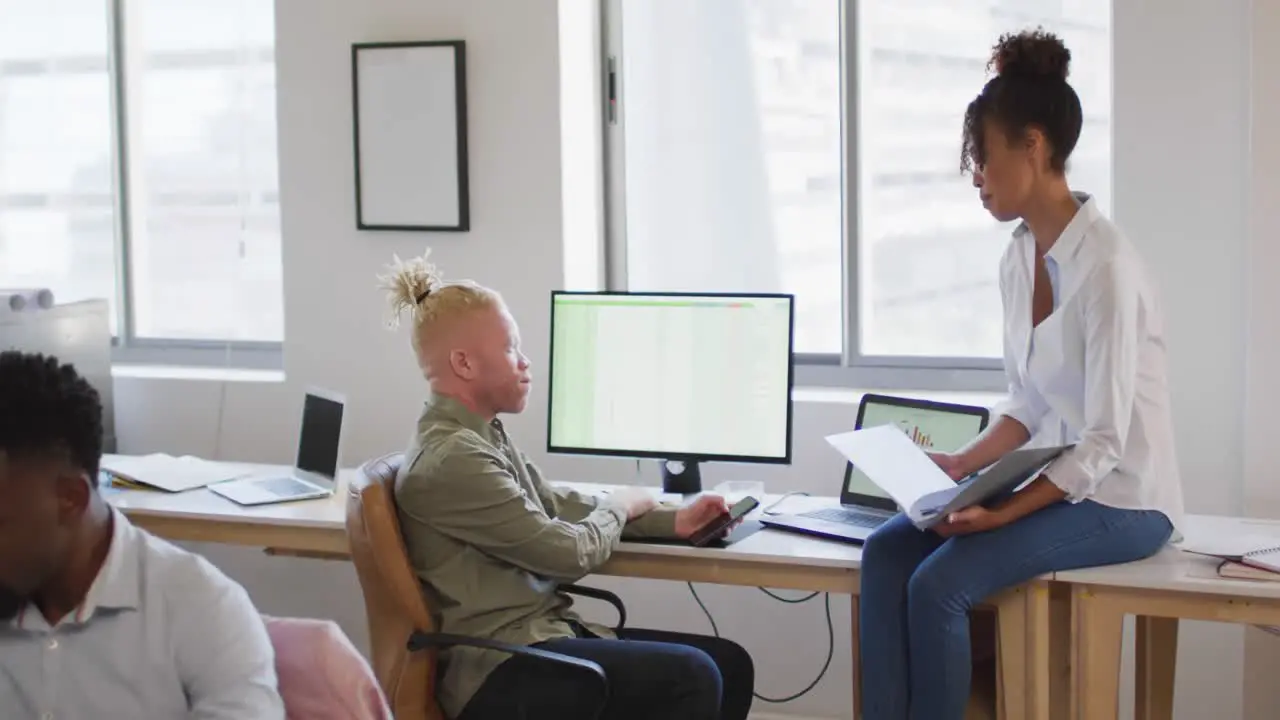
[351,40,469,232]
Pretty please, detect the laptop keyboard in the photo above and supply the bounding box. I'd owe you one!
[259,476,317,497]
[800,507,887,529]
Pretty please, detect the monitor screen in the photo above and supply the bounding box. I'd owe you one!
[297,391,345,477]
[844,399,986,500]
[547,292,794,463]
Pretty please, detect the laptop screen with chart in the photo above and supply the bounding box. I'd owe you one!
[757,393,990,544]
[844,395,990,507]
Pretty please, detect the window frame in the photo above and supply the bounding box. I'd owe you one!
[599,0,1008,392]
[0,0,285,369]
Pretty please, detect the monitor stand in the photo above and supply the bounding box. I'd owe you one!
[659,459,702,495]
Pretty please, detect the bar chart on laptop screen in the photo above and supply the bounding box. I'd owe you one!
[859,404,980,454]
[845,402,986,498]
[898,423,933,448]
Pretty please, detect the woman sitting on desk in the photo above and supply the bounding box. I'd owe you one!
[857,29,1185,720]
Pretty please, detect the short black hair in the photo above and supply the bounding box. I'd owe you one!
[0,351,104,478]
[961,28,1083,174]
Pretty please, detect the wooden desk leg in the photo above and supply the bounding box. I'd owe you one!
[851,594,862,719]
[1026,582,1051,720]
[1048,583,1072,720]
[1070,585,1122,720]
[1135,615,1178,720]
[996,587,1028,720]
[995,582,1050,720]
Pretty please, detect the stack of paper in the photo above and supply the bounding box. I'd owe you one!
[101,454,245,493]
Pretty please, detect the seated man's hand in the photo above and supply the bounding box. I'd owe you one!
[609,487,659,520]
[674,495,732,539]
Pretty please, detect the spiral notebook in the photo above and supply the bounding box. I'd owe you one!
[1235,546,1280,574]
[1183,536,1280,574]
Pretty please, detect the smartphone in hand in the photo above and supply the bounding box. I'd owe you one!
[688,496,760,547]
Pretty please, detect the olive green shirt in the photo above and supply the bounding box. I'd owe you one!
[395,393,679,717]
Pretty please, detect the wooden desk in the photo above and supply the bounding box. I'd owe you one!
[106,463,352,554]
[106,463,1048,719]
[107,469,861,589]
[1056,515,1280,720]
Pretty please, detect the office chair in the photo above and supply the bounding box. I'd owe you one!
[346,452,624,720]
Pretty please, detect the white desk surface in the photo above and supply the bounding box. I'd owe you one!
[105,460,351,530]
[588,483,863,569]
[102,456,863,569]
[1054,514,1280,599]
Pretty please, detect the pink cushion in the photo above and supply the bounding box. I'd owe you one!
[264,616,393,720]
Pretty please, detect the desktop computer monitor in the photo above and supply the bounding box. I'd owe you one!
[546,291,795,492]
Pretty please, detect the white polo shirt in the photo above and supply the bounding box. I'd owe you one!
[0,508,284,720]
[996,192,1185,535]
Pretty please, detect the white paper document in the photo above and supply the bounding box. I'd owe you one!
[825,424,954,510]
[102,453,246,493]
[1180,534,1280,561]
[825,425,1070,530]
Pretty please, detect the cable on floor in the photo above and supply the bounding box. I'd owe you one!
[686,582,835,704]
[757,587,820,603]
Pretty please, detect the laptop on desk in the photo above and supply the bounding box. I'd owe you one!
[209,388,346,507]
[760,393,990,544]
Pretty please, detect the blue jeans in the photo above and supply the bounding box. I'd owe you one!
[859,499,1173,720]
[457,627,754,720]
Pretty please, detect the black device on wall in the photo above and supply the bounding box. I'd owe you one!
[545,290,795,494]
[351,40,470,232]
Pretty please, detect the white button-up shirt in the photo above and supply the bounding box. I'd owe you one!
[0,509,284,719]
[995,193,1185,534]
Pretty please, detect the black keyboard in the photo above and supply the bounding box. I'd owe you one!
[799,507,887,529]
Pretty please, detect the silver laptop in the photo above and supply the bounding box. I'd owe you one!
[760,393,989,543]
[209,388,346,506]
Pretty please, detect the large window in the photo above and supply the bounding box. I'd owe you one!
[604,0,1111,388]
[0,0,283,364]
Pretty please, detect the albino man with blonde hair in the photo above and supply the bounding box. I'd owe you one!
[378,249,756,720]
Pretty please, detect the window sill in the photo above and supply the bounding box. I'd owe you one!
[793,386,1004,408]
[110,364,285,384]
[109,368,996,406]
[792,363,1006,394]
[109,367,1001,407]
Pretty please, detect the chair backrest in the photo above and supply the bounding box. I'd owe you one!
[345,453,444,720]
[264,615,393,720]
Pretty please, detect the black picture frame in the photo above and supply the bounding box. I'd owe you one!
[351,40,470,232]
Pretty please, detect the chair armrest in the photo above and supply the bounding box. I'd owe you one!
[563,584,627,630]
[407,631,607,685]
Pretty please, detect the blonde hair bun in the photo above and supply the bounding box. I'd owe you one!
[377,249,444,328]
[376,249,503,333]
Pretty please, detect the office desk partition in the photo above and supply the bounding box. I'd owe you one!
[106,462,1048,719]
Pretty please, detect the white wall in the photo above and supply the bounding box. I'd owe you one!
[108,0,1269,718]
[1112,1,1251,715]
[1242,0,1280,715]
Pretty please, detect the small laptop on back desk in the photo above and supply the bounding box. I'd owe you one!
[760,393,990,544]
[209,388,346,507]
